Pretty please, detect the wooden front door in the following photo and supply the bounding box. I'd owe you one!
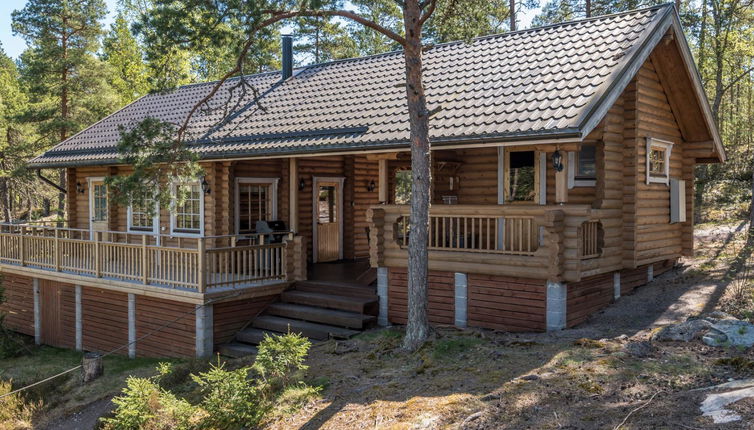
[39,280,64,346]
[313,178,344,262]
[89,178,109,235]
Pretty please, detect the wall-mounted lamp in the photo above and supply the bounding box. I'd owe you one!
[298,177,306,191]
[201,177,211,195]
[367,179,376,192]
[552,150,564,172]
[76,182,86,194]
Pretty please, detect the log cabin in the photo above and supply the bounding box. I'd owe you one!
[0,4,725,358]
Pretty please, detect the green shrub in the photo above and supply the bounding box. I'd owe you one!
[191,362,261,429]
[0,380,39,430]
[254,332,311,387]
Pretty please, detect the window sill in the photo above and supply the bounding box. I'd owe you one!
[573,179,596,187]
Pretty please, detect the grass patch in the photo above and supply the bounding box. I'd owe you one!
[431,336,484,360]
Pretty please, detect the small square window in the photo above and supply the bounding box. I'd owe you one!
[646,138,673,185]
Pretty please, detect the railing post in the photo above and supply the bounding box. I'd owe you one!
[18,226,26,267]
[54,228,61,271]
[94,231,101,278]
[141,234,149,285]
[197,237,206,293]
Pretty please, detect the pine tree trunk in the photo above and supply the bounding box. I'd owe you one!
[509,0,516,31]
[402,0,431,351]
[586,0,591,17]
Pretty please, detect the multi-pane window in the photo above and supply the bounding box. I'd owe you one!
[129,198,156,232]
[238,183,272,233]
[576,144,596,180]
[646,137,673,185]
[173,183,202,234]
[92,183,108,221]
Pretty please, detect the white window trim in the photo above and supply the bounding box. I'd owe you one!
[87,176,107,236]
[169,181,205,237]
[234,177,280,235]
[568,150,597,189]
[646,137,674,185]
[127,199,160,235]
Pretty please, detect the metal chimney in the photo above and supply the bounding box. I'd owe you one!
[282,35,293,80]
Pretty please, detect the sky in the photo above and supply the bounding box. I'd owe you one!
[0,0,541,60]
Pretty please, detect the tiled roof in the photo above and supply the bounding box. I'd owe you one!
[31,4,677,167]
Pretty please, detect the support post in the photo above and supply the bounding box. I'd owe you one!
[555,152,569,203]
[197,237,206,293]
[128,293,136,358]
[289,158,299,233]
[19,226,25,267]
[141,234,148,285]
[377,267,389,326]
[454,272,468,328]
[613,272,621,301]
[75,285,82,351]
[647,264,654,282]
[546,280,567,331]
[195,304,214,358]
[378,159,388,203]
[33,278,40,345]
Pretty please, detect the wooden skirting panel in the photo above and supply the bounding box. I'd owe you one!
[467,274,546,332]
[620,265,649,295]
[653,259,675,277]
[39,280,76,349]
[567,273,613,328]
[213,295,279,345]
[0,274,35,336]
[81,287,129,354]
[135,296,195,358]
[387,268,454,325]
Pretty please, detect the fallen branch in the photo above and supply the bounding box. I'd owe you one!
[613,390,663,430]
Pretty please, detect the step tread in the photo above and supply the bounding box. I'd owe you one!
[236,328,282,345]
[281,290,378,312]
[217,343,258,358]
[294,280,377,299]
[252,315,360,340]
[267,302,376,328]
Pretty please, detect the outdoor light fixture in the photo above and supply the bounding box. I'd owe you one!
[552,150,564,172]
[76,182,86,194]
[367,179,376,192]
[201,177,211,195]
[298,178,306,191]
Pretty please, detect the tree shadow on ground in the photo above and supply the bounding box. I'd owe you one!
[293,225,749,430]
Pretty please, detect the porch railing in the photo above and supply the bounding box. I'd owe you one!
[0,223,295,293]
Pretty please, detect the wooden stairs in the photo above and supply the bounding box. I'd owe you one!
[218,280,379,358]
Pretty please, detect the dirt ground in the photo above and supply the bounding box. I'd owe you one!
[260,221,754,430]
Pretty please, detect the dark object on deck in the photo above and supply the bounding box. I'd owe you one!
[82,352,103,383]
[255,220,287,243]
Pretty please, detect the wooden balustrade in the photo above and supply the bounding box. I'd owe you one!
[368,204,601,282]
[0,223,292,293]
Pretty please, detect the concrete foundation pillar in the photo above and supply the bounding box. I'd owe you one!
[33,278,40,345]
[195,304,214,358]
[647,264,654,282]
[75,285,82,351]
[377,267,389,327]
[613,272,621,301]
[128,293,136,358]
[454,272,468,328]
[546,281,567,331]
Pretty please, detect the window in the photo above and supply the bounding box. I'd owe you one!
[394,170,412,204]
[568,144,597,187]
[92,182,108,221]
[171,182,203,236]
[128,197,158,233]
[646,137,673,185]
[236,178,278,234]
[505,150,536,203]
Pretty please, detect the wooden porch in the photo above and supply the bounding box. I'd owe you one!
[0,223,307,301]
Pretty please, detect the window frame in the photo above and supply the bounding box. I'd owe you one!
[127,197,160,235]
[169,181,205,237]
[567,144,597,188]
[234,177,279,235]
[645,137,673,185]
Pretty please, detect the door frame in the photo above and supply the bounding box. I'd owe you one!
[312,176,345,263]
[87,176,107,236]
[234,177,280,234]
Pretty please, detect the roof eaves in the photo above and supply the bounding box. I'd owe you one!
[576,3,675,140]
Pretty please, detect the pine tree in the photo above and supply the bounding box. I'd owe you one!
[102,12,150,105]
[295,15,358,64]
[12,0,119,215]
